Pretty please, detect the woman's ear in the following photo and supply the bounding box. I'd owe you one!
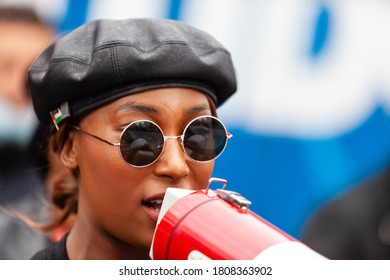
[60,130,79,170]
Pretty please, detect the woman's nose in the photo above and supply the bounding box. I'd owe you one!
[153,137,189,180]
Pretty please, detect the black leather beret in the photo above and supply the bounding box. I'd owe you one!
[28,18,237,128]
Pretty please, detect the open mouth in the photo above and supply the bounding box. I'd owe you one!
[143,199,163,212]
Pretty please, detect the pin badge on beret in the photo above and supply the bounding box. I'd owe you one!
[49,102,70,130]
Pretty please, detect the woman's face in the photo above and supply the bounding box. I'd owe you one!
[70,88,215,257]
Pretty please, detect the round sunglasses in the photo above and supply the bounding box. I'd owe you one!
[69,115,232,168]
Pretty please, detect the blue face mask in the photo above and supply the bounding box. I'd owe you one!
[0,97,38,147]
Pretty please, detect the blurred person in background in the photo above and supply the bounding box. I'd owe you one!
[301,166,390,259]
[0,5,55,259]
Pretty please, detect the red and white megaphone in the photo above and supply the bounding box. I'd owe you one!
[150,178,325,260]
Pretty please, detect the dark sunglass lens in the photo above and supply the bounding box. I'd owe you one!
[119,121,164,166]
[183,117,227,161]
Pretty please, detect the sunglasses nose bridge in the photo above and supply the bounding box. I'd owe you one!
[157,134,189,166]
[163,135,183,140]
[162,135,184,148]
[160,134,186,154]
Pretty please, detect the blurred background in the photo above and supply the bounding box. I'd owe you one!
[3,0,390,239]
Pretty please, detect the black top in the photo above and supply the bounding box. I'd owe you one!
[30,234,69,260]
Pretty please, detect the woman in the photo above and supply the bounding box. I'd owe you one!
[28,18,237,259]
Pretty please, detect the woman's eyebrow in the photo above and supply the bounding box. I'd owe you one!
[117,102,211,116]
[116,102,160,115]
[185,106,212,116]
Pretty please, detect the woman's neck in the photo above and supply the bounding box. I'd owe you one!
[66,216,150,260]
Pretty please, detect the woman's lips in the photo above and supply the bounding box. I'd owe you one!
[142,198,163,222]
